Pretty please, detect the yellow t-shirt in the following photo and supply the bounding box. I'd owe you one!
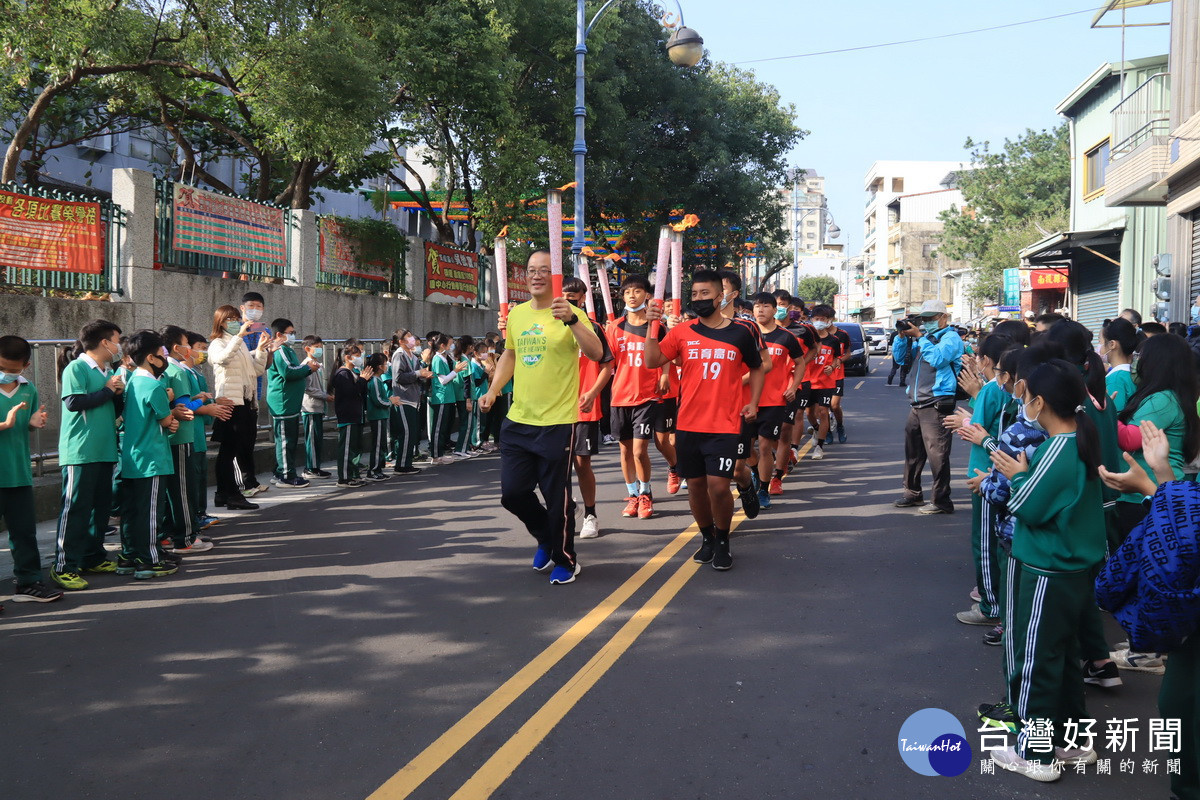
[505,301,585,426]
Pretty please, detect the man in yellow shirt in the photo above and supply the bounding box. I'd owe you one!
[481,249,603,585]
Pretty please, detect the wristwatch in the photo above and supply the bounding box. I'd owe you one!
[564,314,579,326]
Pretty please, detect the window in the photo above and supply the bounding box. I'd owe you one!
[922,243,939,259]
[1084,139,1110,197]
[891,178,905,193]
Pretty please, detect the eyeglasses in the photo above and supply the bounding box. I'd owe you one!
[527,268,553,277]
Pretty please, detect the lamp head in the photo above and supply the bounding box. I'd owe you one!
[666,26,704,67]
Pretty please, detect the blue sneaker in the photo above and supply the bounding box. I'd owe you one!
[824,430,834,445]
[758,488,772,510]
[837,426,847,444]
[749,470,761,494]
[549,563,581,585]
[532,547,553,572]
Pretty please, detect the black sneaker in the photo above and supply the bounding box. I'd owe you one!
[1083,660,1123,688]
[134,560,178,580]
[983,624,1003,647]
[712,530,732,571]
[336,479,365,488]
[393,466,421,475]
[115,557,137,576]
[738,484,760,519]
[303,469,333,479]
[12,581,65,603]
[893,496,924,508]
[978,701,1020,734]
[692,528,715,564]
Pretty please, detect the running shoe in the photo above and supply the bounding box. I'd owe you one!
[749,470,761,495]
[837,426,847,444]
[893,495,923,508]
[602,434,618,445]
[824,430,833,446]
[637,494,654,519]
[768,477,783,496]
[579,515,599,539]
[621,495,639,517]
[133,560,178,580]
[1108,649,1165,674]
[918,503,953,515]
[666,470,682,495]
[712,532,732,571]
[757,488,772,510]
[957,604,1000,626]
[277,476,311,488]
[692,530,715,564]
[436,456,456,465]
[977,701,1020,734]
[983,624,1003,647]
[336,479,366,488]
[366,471,391,481]
[549,563,581,585]
[12,581,65,602]
[304,469,332,479]
[533,547,553,572]
[990,747,1061,783]
[50,571,89,591]
[970,586,981,602]
[82,560,117,575]
[1082,660,1123,688]
[738,484,760,519]
[811,444,825,460]
[787,449,798,474]
[104,525,118,538]
[1055,746,1098,766]
[174,539,214,555]
[114,557,137,576]
[393,466,421,475]
[200,515,221,528]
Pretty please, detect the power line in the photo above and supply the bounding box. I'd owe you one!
[733,6,1106,65]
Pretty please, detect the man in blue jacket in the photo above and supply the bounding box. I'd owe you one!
[888,320,916,387]
[893,300,963,515]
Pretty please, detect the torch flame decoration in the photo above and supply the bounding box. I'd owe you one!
[671,214,700,232]
[670,231,683,318]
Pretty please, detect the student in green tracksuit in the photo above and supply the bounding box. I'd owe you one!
[363,352,392,480]
[160,326,206,554]
[300,335,332,479]
[428,335,463,462]
[52,320,125,591]
[0,335,62,605]
[116,330,180,580]
[266,318,316,488]
[1100,317,1138,414]
[988,359,1107,783]
[952,334,1019,627]
[453,336,477,457]
[184,331,232,530]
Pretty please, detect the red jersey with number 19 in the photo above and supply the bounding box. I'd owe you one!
[659,318,763,434]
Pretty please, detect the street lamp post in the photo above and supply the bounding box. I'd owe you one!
[571,1,702,274]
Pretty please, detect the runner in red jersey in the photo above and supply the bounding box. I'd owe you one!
[645,269,765,571]
[605,274,667,520]
[749,293,805,501]
[775,292,816,476]
[655,358,682,494]
[564,278,614,540]
[802,304,844,461]
[829,321,853,444]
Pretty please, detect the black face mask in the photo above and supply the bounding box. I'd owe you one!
[148,357,166,378]
[689,298,717,319]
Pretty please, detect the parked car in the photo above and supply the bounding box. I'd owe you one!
[863,324,888,355]
[836,322,869,376]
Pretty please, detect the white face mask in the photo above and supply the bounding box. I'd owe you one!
[813,320,830,331]
[244,308,264,322]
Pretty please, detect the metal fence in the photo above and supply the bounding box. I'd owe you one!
[0,183,125,295]
[154,179,295,282]
[1111,71,1171,156]
[315,216,408,295]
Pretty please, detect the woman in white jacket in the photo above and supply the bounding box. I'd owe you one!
[209,305,271,510]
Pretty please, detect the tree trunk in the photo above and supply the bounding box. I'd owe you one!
[3,74,79,183]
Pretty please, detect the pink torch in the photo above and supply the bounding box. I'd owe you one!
[494,232,509,326]
[596,259,615,322]
[651,225,671,336]
[670,230,683,318]
[577,256,597,321]
[547,189,564,297]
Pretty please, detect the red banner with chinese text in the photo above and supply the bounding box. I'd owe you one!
[318,218,392,282]
[0,189,103,274]
[1030,269,1069,289]
[424,242,479,304]
[507,262,531,303]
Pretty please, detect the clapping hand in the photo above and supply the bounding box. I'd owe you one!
[990,448,1028,480]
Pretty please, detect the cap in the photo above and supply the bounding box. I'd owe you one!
[916,300,948,318]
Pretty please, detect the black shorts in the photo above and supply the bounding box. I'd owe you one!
[573,421,600,457]
[612,402,655,441]
[736,420,755,459]
[791,382,813,415]
[811,389,834,408]
[755,406,787,440]
[676,430,739,479]
[834,379,845,397]
[653,398,678,434]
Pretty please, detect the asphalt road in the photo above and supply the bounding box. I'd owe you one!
[0,364,1174,800]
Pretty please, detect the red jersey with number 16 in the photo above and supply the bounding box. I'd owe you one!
[659,318,763,435]
[606,317,665,407]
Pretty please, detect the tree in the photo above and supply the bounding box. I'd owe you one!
[938,125,1070,304]
[795,276,838,306]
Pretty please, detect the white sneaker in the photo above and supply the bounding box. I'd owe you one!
[452,452,471,460]
[811,444,824,460]
[175,539,214,554]
[579,515,599,539]
[435,456,456,465]
[1055,746,1098,766]
[1109,649,1166,674]
[990,747,1062,782]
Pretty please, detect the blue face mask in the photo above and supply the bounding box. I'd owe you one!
[812,320,830,331]
[0,372,20,385]
[1019,399,1044,431]
[774,307,788,321]
[627,302,647,313]
[311,347,324,360]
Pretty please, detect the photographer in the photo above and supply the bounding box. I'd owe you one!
[893,301,964,515]
[888,318,918,387]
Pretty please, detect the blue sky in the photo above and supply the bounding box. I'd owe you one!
[674,0,1170,255]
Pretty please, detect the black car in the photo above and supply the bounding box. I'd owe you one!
[836,322,869,376]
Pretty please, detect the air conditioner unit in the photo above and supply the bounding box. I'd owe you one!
[78,134,113,154]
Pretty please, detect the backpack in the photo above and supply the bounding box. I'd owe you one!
[1095,481,1200,653]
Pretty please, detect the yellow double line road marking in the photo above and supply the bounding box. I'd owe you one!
[369,448,820,800]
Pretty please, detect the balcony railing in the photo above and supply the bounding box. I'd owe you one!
[1112,72,1170,157]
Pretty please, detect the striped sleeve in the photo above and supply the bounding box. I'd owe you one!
[1007,436,1069,522]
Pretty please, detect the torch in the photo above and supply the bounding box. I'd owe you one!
[597,258,615,322]
[547,188,564,298]
[651,225,671,336]
[494,228,509,327]
[578,248,599,322]
[670,230,683,319]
